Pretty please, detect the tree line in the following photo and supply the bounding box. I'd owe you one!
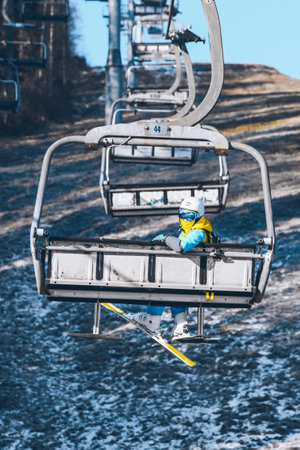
[0,0,87,135]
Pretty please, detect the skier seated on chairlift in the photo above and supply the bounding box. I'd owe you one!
[130,196,220,341]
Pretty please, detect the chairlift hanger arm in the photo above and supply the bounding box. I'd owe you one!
[169,0,224,126]
[154,41,196,121]
[2,0,11,23]
[161,44,183,95]
[230,141,275,303]
[165,0,175,40]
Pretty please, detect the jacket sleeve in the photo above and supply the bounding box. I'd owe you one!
[164,235,183,253]
[165,229,206,253]
[180,229,206,252]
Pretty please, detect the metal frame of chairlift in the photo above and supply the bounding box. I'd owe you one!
[30,0,275,341]
[0,58,21,112]
[21,1,69,22]
[30,132,275,308]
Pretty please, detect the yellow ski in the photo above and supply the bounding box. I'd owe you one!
[101,302,196,367]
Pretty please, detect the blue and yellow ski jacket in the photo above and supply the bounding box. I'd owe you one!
[179,216,213,252]
[165,216,214,253]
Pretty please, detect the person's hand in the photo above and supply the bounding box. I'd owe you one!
[152,233,168,243]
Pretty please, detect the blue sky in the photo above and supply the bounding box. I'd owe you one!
[70,0,300,80]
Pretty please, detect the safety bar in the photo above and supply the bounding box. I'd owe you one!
[116,43,194,123]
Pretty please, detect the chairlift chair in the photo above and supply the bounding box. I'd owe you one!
[30,0,275,343]
[121,48,188,116]
[0,23,48,67]
[0,58,20,112]
[130,12,170,41]
[100,141,228,216]
[21,1,69,22]
[30,129,275,313]
[134,4,170,17]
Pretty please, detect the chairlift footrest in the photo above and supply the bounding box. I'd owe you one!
[68,332,124,340]
[173,335,223,344]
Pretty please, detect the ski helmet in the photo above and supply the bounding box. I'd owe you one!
[179,197,205,219]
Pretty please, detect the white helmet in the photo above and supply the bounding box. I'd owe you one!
[180,196,205,218]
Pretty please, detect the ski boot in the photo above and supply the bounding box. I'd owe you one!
[171,312,191,341]
[128,312,161,333]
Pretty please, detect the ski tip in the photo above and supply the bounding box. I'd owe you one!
[182,357,197,367]
[167,344,197,366]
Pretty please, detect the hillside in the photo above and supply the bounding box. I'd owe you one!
[0,64,300,449]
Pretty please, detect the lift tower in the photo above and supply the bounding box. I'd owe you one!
[105,0,123,124]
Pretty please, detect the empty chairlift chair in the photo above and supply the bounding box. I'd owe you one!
[124,44,189,104]
[100,144,228,216]
[0,23,48,67]
[134,0,169,17]
[114,48,190,125]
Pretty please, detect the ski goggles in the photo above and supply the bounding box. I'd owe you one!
[178,208,197,222]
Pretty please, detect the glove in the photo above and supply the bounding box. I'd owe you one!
[152,233,168,243]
